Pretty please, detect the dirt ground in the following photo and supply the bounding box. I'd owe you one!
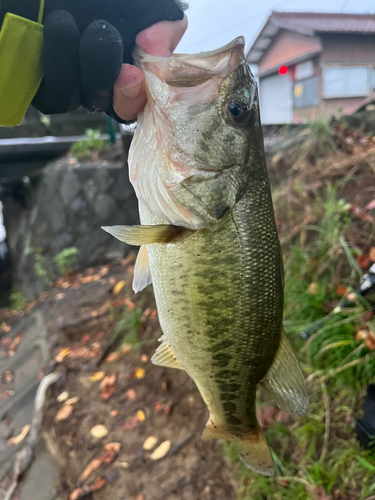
[1,256,236,500]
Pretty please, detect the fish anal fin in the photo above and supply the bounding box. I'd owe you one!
[261,330,309,415]
[202,418,274,476]
[102,225,194,246]
[133,245,152,293]
[151,338,184,370]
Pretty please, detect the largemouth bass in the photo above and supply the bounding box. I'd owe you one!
[104,37,308,475]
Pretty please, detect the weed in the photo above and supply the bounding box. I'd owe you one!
[70,129,109,159]
[9,289,27,310]
[27,247,52,285]
[111,307,143,349]
[54,247,79,276]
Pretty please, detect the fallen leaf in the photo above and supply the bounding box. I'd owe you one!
[99,442,121,464]
[68,346,94,359]
[140,354,149,363]
[89,477,106,492]
[336,285,348,297]
[110,410,118,417]
[81,334,91,346]
[124,298,135,310]
[80,458,102,482]
[7,425,30,445]
[134,368,145,379]
[124,417,138,430]
[143,436,157,451]
[104,442,121,454]
[113,280,126,295]
[100,372,117,389]
[57,391,69,403]
[257,406,278,428]
[126,389,136,401]
[100,384,115,401]
[90,425,108,439]
[150,440,171,460]
[115,461,129,469]
[369,247,375,262]
[136,495,145,500]
[312,486,331,500]
[4,370,14,383]
[65,396,79,406]
[55,293,66,301]
[69,488,86,500]
[89,372,105,382]
[55,405,73,422]
[357,253,370,269]
[120,344,132,356]
[136,410,146,422]
[105,352,120,363]
[356,328,369,341]
[55,347,72,363]
[366,199,375,210]
[154,402,163,412]
[308,282,319,295]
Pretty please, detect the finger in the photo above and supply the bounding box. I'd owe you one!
[136,14,188,57]
[113,64,147,121]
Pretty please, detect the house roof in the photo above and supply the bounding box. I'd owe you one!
[246,11,375,64]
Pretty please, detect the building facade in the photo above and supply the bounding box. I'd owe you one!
[247,12,375,124]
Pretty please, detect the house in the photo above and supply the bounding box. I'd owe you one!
[246,11,375,124]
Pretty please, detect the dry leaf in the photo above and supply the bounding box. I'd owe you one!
[65,396,79,406]
[69,488,86,500]
[136,410,146,422]
[134,368,145,379]
[113,281,126,295]
[80,458,102,482]
[124,417,138,430]
[55,293,66,301]
[100,384,115,401]
[89,371,105,382]
[115,461,129,469]
[369,247,375,262]
[80,334,91,346]
[104,442,121,454]
[55,347,72,363]
[124,298,135,310]
[7,425,30,445]
[110,410,118,417]
[357,253,370,270]
[90,425,108,439]
[336,285,348,297]
[100,372,117,389]
[143,436,157,451]
[366,199,375,210]
[136,495,145,500]
[55,405,73,422]
[89,477,106,492]
[308,282,318,295]
[126,389,136,401]
[57,391,69,403]
[120,344,132,356]
[150,440,171,460]
[140,354,149,363]
[356,328,369,341]
[105,352,120,363]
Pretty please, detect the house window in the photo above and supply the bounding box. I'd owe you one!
[323,66,371,98]
[295,60,314,80]
[294,76,318,108]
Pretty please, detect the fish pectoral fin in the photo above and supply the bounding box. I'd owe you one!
[102,225,194,246]
[133,245,152,293]
[203,419,274,476]
[151,337,184,370]
[261,330,309,415]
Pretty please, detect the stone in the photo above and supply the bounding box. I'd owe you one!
[83,179,98,204]
[93,194,117,222]
[111,169,134,201]
[60,169,81,206]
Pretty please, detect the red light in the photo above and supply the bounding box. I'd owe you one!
[279,65,288,75]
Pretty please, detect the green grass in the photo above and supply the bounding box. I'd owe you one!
[230,181,375,499]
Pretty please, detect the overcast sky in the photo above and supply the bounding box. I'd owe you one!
[177,0,375,54]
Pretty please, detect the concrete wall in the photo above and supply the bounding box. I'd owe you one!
[2,158,138,299]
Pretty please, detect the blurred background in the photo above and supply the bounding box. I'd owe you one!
[0,2,375,500]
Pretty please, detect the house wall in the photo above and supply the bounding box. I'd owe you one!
[258,29,322,73]
[291,34,375,122]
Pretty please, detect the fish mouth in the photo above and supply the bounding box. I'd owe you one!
[133,36,246,88]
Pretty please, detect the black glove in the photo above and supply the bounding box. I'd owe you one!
[0,0,184,121]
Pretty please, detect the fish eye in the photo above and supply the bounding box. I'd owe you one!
[226,98,250,124]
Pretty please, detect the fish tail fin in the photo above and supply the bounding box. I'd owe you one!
[202,419,274,476]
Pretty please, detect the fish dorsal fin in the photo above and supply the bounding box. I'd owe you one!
[261,330,309,415]
[151,337,184,370]
[102,225,194,246]
[202,418,274,476]
[133,245,152,293]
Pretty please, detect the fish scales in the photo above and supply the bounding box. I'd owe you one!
[104,36,309,475]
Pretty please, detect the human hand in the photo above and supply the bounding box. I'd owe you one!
[112,15,188,122]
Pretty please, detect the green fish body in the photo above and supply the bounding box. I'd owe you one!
[104,37,308,475]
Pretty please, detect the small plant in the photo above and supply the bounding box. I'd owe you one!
[70,129,109,159]
[9,289,27,310]
[27,247,52,285]
[111,307,143,348]
[54,247,79,276]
